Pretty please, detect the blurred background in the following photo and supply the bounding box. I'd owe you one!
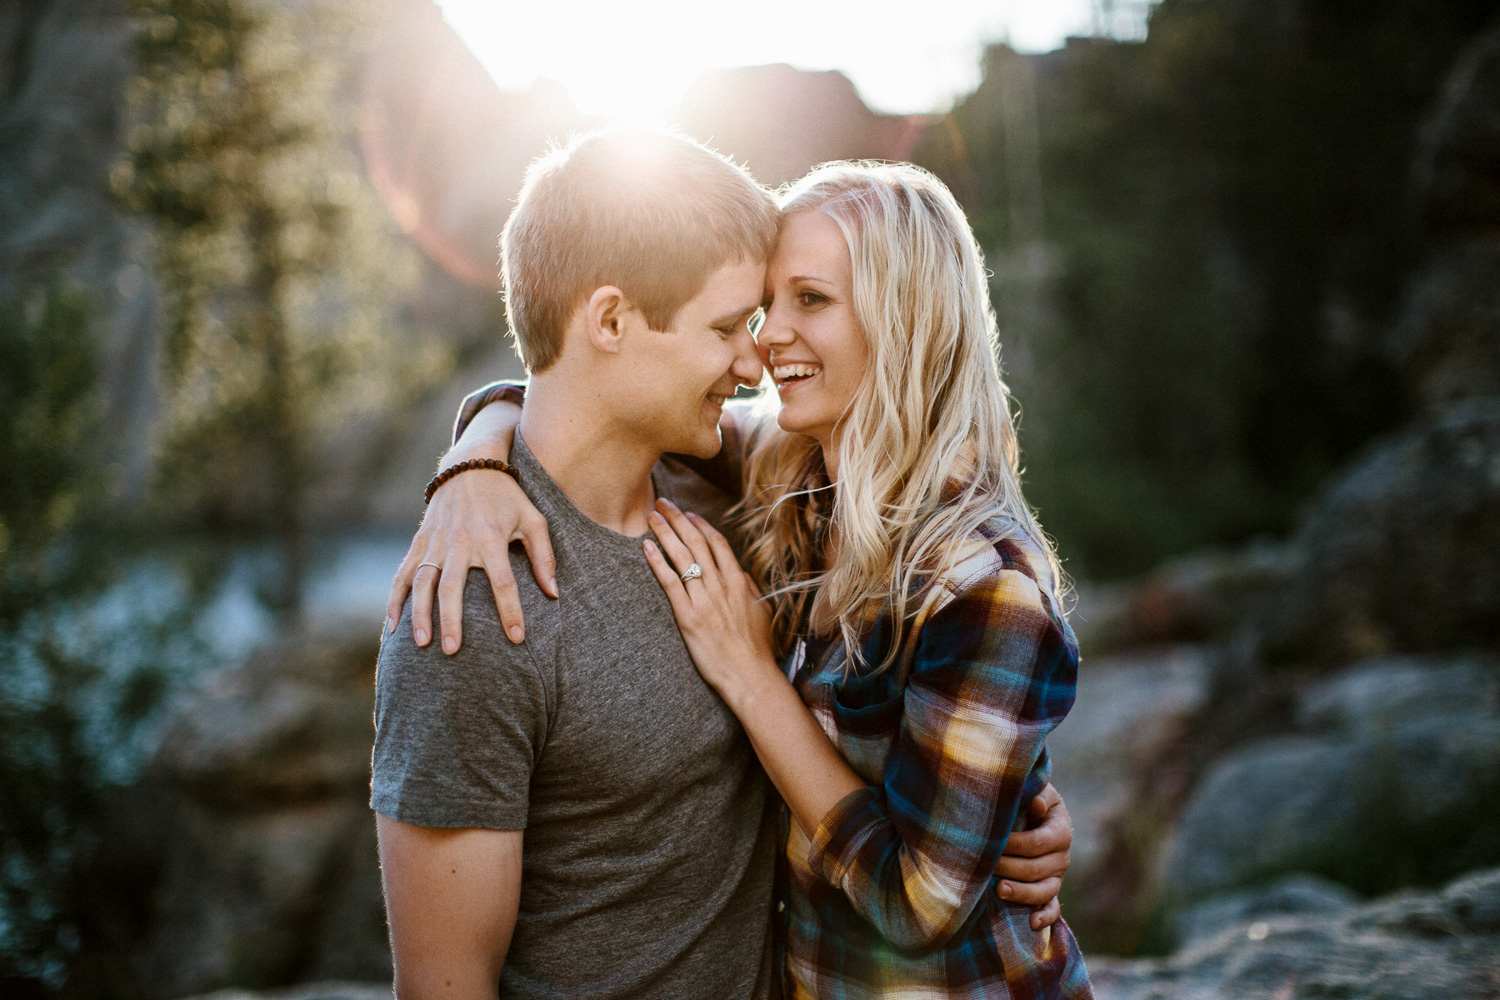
[2,0,1498,996]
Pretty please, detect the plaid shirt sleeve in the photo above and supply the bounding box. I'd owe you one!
[451,380,526,448]
[805,564,1078,950]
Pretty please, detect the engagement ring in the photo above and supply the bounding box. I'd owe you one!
[680,563,703,582]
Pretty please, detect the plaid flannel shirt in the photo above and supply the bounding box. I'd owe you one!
[454,384,1092,999]
[782,525,1092,999]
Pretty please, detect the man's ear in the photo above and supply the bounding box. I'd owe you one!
[584,286,636,356]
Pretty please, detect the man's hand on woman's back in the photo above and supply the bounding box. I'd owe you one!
[996,782,1073,930]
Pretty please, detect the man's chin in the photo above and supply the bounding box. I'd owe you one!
[674,426,724,460]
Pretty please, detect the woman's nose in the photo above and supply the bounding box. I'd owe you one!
[756,304,794,347]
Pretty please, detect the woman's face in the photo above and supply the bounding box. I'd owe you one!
[757,210,870,455]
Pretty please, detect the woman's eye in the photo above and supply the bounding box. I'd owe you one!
[798,290,826,307]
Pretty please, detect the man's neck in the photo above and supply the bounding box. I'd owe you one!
[518,374,660,536]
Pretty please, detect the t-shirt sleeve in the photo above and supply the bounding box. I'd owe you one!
[371,568,551,829]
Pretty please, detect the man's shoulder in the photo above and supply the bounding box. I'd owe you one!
[377,564,557,690]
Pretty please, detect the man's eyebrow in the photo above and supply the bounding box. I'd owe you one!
[710,302,763,326]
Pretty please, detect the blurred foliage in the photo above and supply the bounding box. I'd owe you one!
[117,0,435,616]
[0,287,201,993]
[925,0,1500,577]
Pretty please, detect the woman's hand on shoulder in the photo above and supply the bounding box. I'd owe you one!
[385,405,556,654]
[640,498,781,704]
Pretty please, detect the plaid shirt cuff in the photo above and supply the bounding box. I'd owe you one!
[452,381,526,448]
[807,784,884,890]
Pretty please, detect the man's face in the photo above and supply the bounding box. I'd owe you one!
[616,258,767,458]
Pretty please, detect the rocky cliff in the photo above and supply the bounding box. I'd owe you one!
[1046,19,1500,978]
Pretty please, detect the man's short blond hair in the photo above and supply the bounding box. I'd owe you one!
[500,129,779,373]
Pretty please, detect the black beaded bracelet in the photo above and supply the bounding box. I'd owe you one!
[424,457,519,504]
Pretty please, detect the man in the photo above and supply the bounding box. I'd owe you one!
[372,129,1070,1000]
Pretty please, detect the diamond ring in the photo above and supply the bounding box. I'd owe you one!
[680,562,703,583]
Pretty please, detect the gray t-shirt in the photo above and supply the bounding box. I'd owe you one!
[371,435,777,1000]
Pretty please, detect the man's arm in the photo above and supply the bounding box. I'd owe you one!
[378,817,523,1000]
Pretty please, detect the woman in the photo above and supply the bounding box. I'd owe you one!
[394,162,1091,998]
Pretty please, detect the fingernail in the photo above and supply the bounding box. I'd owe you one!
[648,511,663,523]
[384,616,394,634]
[415,628,428,645]
[547,576,558,597]
[1000,882,1013,898]
[442,636,457,655]
[508,625,524,643]
[662,499,679,510]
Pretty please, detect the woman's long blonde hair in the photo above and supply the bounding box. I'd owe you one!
[737,161,1062,669]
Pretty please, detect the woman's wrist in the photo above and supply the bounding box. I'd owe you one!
[720,659,794,721]
[442,402,520,468]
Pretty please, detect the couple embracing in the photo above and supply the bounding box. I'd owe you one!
[371,128,1093,1000]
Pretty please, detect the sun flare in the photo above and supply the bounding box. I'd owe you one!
[435,0,1153,119]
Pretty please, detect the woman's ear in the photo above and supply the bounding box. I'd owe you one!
[584,285,635,355]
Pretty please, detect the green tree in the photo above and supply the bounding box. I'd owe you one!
[931,0,1500,577]
[119,0,417,617]
[0,287,192,992]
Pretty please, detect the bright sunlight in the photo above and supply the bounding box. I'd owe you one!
[434,0,1153,119]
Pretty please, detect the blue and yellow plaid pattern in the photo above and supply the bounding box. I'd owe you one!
[782,526,1093,999]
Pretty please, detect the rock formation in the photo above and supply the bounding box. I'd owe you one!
[1051,18,1500,959]
[112,630,389,997]
[1090,867,1500,1000]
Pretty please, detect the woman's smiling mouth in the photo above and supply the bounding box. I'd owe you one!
[773,363,822,390]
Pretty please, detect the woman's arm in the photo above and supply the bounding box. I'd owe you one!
[643,500,1074,939]
[384,383,556,653]
[386,382,766,653]
[799,571,1075,949]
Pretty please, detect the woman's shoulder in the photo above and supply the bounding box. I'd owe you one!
[920,514,1068,632]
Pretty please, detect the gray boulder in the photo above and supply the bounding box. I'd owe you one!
[1415,22,1500,235]
[1049,646,1213,891]
[1173,874,1360,949]
[1090,867,1500,1000]
[1260,398,1500,664]
[1164,657,1500,907]
[126,630,391,998]
[1392,239,1500,410]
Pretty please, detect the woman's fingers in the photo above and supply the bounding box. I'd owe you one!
[647,507,705,586]
[642,540,691,613]
[436,557,468,655]
[480,538,526,646]
[1030,897,1061,931]
[411,562,439,647]
[686,511,746,581]
[517,512,559,599]
[386,543,421,633]
[654,500,716,580]
[998,875,1061,907]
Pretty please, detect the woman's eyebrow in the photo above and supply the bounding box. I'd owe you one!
[788,274,834,285]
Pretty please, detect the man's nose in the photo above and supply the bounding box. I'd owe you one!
[730,328,765,386]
